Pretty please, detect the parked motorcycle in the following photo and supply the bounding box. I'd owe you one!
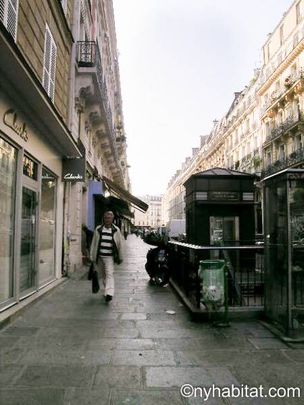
[145,246,170,286]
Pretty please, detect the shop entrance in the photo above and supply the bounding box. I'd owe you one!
[20,155,39,297]
[20,186,38,295]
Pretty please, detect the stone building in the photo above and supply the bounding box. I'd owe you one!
[258,0,304,178]
[134,195,163,229]
[64,0,132,272]
[0,0,80,315]
[163,0,304,235]
[0,0,135,320]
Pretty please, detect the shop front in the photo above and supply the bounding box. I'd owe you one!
[0,61,81,319]
[0,110,63,312]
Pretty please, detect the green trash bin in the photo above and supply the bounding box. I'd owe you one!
[198,260,226,308]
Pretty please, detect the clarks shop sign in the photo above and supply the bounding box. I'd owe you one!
[3,109,29,141]
[62,156,85,182]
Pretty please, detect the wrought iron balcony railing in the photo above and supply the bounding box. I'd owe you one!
[264,113,303,145]
[261,147,304,178]
[77,41,96,66]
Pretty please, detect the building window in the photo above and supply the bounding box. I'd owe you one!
[279,144,286,160]
[42,25,57,102]
[0,0,19,41]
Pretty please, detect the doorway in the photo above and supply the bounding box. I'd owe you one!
[19,186,38,295]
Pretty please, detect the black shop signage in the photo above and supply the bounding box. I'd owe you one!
[62,157,86,182]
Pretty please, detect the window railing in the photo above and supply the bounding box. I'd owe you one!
[265,113,302,144]
[261,147,304,178]
[77,41,96,66]
[76,41,114,141]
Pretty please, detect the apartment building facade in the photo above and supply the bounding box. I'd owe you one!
[0,0,132,318]
[134,195,163,229]
[163,0,304,234]
[258,0,304,178]
[64,0,131,272]
[0,0,80,313]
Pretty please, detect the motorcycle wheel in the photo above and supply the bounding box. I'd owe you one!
[154,272,169,287]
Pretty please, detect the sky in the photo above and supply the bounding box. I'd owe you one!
[113,0,293,196]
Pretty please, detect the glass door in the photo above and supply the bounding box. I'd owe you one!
[0,137,17,306]
[20,187,37,294]
[39,168,56,286]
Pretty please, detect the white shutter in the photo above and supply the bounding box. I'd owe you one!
[0,0,5,23]
[42,25,57,102]
[49,41,57,101]
[0,0,18,41]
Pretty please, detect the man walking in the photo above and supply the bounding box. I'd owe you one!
[90,211,123,302]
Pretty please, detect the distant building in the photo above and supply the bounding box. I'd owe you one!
[134,195,163,228]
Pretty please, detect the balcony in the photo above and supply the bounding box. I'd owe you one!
[76,41,123,181]
[261,147,304,178]
[261,70,304,118]
[76,41,113,139]
[263,113,304,146]
[77,41,96,67]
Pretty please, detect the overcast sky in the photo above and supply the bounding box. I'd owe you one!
[113,0,293,196]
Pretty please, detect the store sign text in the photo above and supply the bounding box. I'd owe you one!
[63,173,84,181]
[3,109,29,142]
[62,156,86,182]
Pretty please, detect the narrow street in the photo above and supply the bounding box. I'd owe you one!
[0,235,303,405]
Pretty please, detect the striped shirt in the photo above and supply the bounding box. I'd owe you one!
[99,226,113,257]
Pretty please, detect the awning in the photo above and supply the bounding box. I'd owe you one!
[94,195,134,219]
[102,176,148,212]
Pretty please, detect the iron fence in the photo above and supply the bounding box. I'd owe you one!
[168,241,264,309]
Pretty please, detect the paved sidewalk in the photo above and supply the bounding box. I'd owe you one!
[0,235,303,405]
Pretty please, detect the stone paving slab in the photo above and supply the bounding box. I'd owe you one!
[111,350,176,366]
[93,366,141,388]
[110,389,184,405]
[0,235,302,405]
[0,388,66,405]
[14,365,96,388]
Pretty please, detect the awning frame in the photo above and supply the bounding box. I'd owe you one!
[102,176,148,213]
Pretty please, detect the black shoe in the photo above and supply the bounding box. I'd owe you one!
[105,294,112,302]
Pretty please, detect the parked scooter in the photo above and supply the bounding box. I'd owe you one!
[145,244,170,286]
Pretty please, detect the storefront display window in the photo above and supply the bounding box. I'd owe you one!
[0,137,17,304]
[263,170,304,335]
[39,168,56,285]
[289,180,304,309]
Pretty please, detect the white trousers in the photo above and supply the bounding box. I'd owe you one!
[95,256,115,297]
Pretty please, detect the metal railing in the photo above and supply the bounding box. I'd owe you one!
[77,41,96,66]
[76,41,114,141]
[265,113,302,144]
[261,147,304,178]
[168,241,264,309]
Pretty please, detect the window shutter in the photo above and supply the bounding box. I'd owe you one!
[49,41,57,101]
[43,25,57,102]
[0,0,5,23]
[6,0,18,39]
[0,0,18,41]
